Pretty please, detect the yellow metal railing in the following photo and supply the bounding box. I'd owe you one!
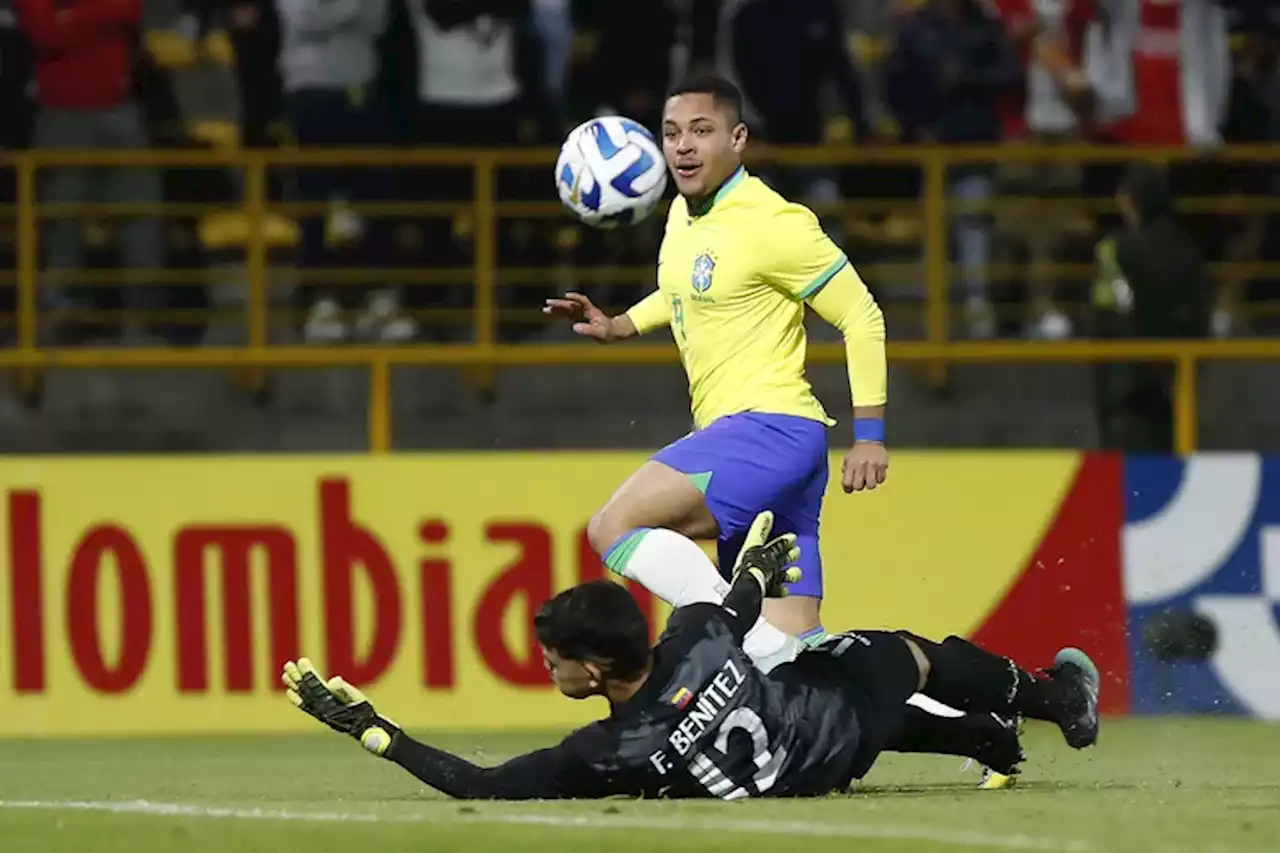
[7,144,1280,454]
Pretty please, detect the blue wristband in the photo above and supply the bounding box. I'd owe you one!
[853,418,885,443]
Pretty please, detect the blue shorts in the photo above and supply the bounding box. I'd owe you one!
[651,412,829,598]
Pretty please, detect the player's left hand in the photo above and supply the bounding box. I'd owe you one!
[842,442,889,493]
[282,658,400,757]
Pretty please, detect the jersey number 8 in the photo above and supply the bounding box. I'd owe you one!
[689,707,788,800]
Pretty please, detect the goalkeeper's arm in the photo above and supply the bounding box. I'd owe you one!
[383,733,603,800]
[283,658,615,800]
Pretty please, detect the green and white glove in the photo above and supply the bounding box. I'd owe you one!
[282,658,399,756]
[731,511,802,598]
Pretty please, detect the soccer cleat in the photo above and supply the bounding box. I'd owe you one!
[959,712,1023,790]
[979,767,1018,790]
[979,713,1025,788]
[1050,647,1100,749]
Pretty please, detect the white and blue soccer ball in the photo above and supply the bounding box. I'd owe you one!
[555,115,667,229]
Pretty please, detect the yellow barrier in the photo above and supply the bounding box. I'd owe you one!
[9,143,1280,455]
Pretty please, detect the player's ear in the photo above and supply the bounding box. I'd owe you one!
[583,661,604,687]
[731,122,749,153]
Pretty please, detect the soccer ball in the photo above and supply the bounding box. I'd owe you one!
[555,116,667,228]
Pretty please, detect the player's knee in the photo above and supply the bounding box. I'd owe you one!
[586,509,627,557]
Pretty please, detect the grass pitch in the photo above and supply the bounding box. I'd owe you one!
[0,718,1276,853]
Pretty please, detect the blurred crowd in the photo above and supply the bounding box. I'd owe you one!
[1,0,1279,348]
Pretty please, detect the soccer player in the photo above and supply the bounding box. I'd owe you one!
[544,74,887,654]
[284,517,1100,801]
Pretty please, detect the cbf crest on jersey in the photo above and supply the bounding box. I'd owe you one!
[692,252,716,293]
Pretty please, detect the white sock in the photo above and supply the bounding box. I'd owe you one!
[604,527,802,673]
[742,619,804,673]
[604,527,729,605]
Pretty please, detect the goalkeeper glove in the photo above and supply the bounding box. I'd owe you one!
[282,658,399,757]
[731,511,802,598]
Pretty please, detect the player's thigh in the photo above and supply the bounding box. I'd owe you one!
[702,413,829,544]
[722,501,824,635]
[587,459,719,553]
[736,439,828,583]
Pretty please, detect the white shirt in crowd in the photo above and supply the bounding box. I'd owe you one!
[1025,0,1080,135]
[407,2,520,107]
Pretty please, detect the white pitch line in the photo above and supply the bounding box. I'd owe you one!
[0,798,1090,852]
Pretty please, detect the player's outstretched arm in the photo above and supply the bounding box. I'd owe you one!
[543,290,668,343]
[283,658,607,800]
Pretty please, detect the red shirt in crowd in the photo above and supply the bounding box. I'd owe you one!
[16,0,140,110]
[1104,0,1185,145]
[992,0,1094,138]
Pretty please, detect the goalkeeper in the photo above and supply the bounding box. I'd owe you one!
[285,514,1099,800]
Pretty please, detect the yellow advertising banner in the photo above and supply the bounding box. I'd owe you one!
[0,453,1077,736]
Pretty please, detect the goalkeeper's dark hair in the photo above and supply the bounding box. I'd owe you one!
[534,581,651,681]
[667,74,744,125]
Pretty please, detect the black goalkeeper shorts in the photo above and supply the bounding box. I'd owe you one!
[823,629,920,779]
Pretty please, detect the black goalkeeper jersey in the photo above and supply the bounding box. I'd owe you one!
[557,604,865,799]
[383,586,868,801]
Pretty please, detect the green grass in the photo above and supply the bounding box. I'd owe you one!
[0,718,1277,853]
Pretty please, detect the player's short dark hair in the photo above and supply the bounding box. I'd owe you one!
[666,74,744,125]
[534,581,651,681]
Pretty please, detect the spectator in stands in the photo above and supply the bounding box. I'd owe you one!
[532,0,571,130]
[1215,19,1280,337]
[1084,0,1229,152]
[17,0,162,345]
[715,0,872,202]
[409,0,537,147]
[573,0,676,132]
[1080,0,1230,323]
[183,0,283,149]
[1091,164,1211,453]
[0,0,33,153]
[405,0,541,341]
[885,0,1021,339]
[0,0,34,338]
[278,0,407,344]
[992,0,1094,340]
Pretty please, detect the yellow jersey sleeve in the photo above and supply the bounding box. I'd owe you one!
[757,204,851,301]
[808,265,888,408]
[760,203,887,410]
[624,290,670,335]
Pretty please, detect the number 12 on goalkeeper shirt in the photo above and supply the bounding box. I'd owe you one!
[646,656,789,800]
[689,706,788,799]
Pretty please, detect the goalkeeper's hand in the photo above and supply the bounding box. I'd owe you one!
[282,658,400,757]
[731,511,802,598]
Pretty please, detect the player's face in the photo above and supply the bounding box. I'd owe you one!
[541,646,602,700]
[661,93,747,201]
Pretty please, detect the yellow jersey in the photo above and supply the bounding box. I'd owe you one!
[626,168,886,431]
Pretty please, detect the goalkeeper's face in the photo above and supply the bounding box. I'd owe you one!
[541,646,604,700]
